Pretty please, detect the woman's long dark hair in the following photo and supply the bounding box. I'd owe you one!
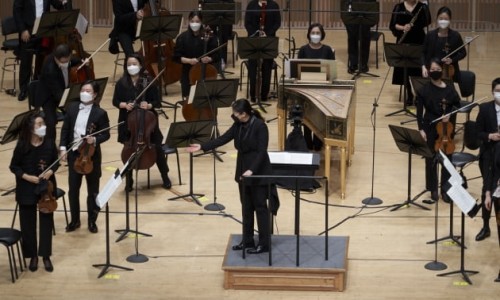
[231,98,264,121]
[18,112,43,153]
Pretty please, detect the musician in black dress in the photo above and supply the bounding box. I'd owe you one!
[416,58,461,203]
[187,99,272,254]
[173,10,219,99]
[421,6,466,83]
[60,81,110,233]
[110,0,146,56]
[112,54,171,190]
[297,23,335,151]
[10,113,59,272]
[244,0,281,102]
[389,0,431,105]
[475,78,500,242]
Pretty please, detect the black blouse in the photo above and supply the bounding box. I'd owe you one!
[416,81,461,131]
[297,44,335,60]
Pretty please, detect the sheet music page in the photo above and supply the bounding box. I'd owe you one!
[493,185,500,198]
[96,170,122,209]
[188,83,197,104]
[75,13,88,37]
[439,150,463,186]
[446,184,476,214]
[33,17,41,35]
[135,20,142,38]
[268,152,313,165]
[268,152,291,164]
[60,88,70,107]
[292,152,313,164]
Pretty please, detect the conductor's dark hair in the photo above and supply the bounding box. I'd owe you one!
[492,78,500,92]
[53,44,71,59]
[232,98,264,121]
[307,23,326,41]
[427,57,443,69]
[437,6,452,19]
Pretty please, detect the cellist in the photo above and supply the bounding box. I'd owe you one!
[110,0,146,56]
[416,58,461,204]
[112,54,171,191]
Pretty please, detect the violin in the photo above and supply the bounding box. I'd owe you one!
[38,180,58,214]
[74,123,96,175]
[183,25,217,121]
[441,35,479,80]
[434,100,455,155]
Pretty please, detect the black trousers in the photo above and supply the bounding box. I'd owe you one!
[67,152,100,224]
[345,23,371,69]
[19,203,53,258]
[117,32,136,57]
[303,125,323,150]
[18,36,41,91]
[494,197,500,245]
[247,59,273,101]
[423,129,451,193]
[238,183,270,248]
[126,143,170,187]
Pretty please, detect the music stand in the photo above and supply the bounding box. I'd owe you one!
[138,14,182,109]
[341,2,380,79]
[33,9,79,38]
[384,43,422,119]
[389,125,433,211]
[166,120,214,206]
[62,77,109,109]
[237,37,279,113]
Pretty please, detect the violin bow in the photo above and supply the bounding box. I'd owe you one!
[131,67,167,103]
[430,96,488,124]
[76,38,111,71]
[197,42,228,61]
[442,35,479,61]
[67,121,125,151]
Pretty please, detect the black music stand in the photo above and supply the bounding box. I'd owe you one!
[384,43,422,119]
[166,120,214,206]
[389,125,433,211]
[138,14,182,109]
[202,2,236,76]
[237,37,279,113]
[33,9,79,38]
[341,2,380,79]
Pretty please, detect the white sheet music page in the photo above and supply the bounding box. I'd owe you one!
[439,150,464,186]
[446,184,475,214]
[135,20,142,38]
[96,169,122,209]
[60,88,70,107]
[268,152,313,165]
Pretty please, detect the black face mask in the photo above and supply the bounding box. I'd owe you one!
[429,70,443,81]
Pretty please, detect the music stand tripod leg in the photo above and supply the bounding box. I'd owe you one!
[168,153,204,206]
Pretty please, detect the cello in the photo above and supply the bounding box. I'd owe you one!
[67,29,95,83]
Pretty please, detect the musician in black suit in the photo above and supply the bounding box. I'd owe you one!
[244,0,281,102]
[110,0,146,56]
[35,44,81,141]
[187,99,272,254]
[475,77,500,242]
[60,81,110,233]
[488,142,500,282]
[13,0,71,100]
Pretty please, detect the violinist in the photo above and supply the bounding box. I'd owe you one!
[112,54,171,191]
[416,58,461,203]
[110,0,146,56]
[173,10,219,99]
[389,0,431,105]
[244,0,281,102]
[9,112,59,272]
[60,80,110,233]
[421,6,466,83]
[475,78,500,242]
[35,44,84,140]
[13,0,72,101]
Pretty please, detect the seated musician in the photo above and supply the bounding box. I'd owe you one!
[173,10,219,100]
[112,54,171,191]
[297,22,335,151]
[13,0,72,100]
[110,0,146,56]
[60,80,110,233]
[416,58,461,204]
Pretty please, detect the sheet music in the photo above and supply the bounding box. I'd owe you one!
[187,83,197,104]
[33,17,41,35]
[60,88,70,107]
[75,13,88,37]
[96,169,122,209]
[135,20,142,38]
[439,150,463,186]
[493,186,500,198]
[268,152,313,165]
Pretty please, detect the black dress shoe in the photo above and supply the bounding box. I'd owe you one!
[246,245,269,254]
[232,242,255,251]
[42,257,53,272]
[66,220,81,232]
[29,257,38,272]
[347,67,357,74]
[162,177,172,189]
[495,272,500,282]
[441,193,451,203]
[360,65,369,73]
[18,89,27,101]
[88,222,98,233]
[475,227,490,241]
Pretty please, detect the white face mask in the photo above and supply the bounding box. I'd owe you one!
[438,19,450,29]
[494,92,500,103]
[80,91,94,104]
[127,65,141,76]
[34,125,46,138]
[190,22,201,32]
[310,34,321,44]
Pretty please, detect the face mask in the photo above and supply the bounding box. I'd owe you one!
[190,22,201,32]
[127,65,141,76]
[310,34,321,44]
[494,92,500,103]
[429,70,442,81]
[34,125,46,138]
[80,92,94,103]
[438,20,450,29]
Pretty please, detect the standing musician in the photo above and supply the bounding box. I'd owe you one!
[35,44,82,141]
[297,23,335,151]
[487,142,500,283]
[389,0,431,106]
[173,10,219,99]
[13,0,72,101]
[10,113,59,272]
[60,81,110,233]
[421,6,466,83]
[416,58,461,203]
[110,0,146,56]
[112,54,171,191]
[475,78,500,242]
[244,0,281,103]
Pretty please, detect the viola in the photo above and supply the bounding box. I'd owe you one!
[74,123,96,175]
[434,100,455,155]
